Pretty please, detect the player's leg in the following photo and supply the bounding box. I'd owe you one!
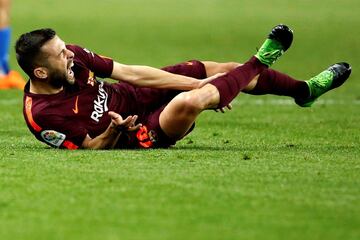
[201,61,260,92]
[207,24,293,109]
[240,63,351,107]
[159,57,267,139]
[202,61,308,99]
[161,59,259,93]
[0,0,26,90]
[243,68,310,100]
[202,60,351,107]
[159,24,293,139]
[159,84,220,139]
[159,62,302,139]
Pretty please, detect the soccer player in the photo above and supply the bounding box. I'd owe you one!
[15,25,351,150]
[0,0,26,89]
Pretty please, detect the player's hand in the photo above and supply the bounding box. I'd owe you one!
[108,111,142,132]
[197,72,226,89]
[214,104,232,113]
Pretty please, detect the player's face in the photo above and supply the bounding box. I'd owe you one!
[40,36,75,88]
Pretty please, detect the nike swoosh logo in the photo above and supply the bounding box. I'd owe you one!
[72,96,79,114]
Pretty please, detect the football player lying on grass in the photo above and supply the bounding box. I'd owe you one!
[16,25,351,149]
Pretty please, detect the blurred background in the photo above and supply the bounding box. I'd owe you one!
[2,1,359,240]
[11,0,359,89]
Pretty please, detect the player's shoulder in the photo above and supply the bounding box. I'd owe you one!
[23,94,58,140]
[66,44,86,59]
[66,44,95,66]
[24,93,61,124]
[66,44,82,52]
[66,44,94,56]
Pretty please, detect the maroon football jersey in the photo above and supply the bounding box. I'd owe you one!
[23,45,138,149]
[23,45,207,149]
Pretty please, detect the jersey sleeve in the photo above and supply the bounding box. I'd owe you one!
[35,114,88,150]
[66,44,114,78]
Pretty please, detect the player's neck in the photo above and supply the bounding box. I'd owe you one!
[29,79,63,95]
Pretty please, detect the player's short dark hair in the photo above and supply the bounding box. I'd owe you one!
[15,28,56,78]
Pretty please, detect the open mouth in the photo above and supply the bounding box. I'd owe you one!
[68,62,74,78]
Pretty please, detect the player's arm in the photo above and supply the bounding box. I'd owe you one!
[111,61,204,90]
[81,111,141,150]
[68,45,213,90]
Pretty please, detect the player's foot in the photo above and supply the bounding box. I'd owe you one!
[255,24,293,66]
[0,71,26,90]
[295,62,351,107]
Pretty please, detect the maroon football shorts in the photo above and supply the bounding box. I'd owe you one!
[127,60,207,149]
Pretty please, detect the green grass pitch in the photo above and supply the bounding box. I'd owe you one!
[1,0,359,239]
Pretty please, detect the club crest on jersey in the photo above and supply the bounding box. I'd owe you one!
[91,82,109,122]
[40,130,66,147]
[87,71,95,86]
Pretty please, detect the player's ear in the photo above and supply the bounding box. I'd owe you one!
[33,67,48,79]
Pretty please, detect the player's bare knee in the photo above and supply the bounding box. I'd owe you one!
[174,92,203,114]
